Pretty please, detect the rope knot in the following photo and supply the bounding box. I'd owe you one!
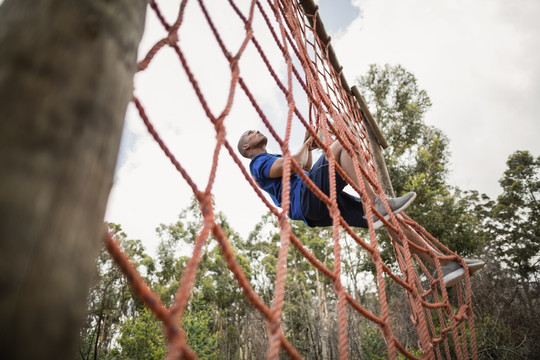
[455,305,469,322]
[166,32,179,46]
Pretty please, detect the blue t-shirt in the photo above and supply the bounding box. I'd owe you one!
[249,153,306,222]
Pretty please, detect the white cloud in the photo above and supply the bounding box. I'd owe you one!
[337,0,540,197]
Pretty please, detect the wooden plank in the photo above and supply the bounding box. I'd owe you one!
[298,0,351,93]
[352,86,389,149]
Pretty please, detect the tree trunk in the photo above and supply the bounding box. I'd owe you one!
[316,259,331,360]
[0,0,147,359]
[93,311,104,360]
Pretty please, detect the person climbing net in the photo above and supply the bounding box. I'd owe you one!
[102,0,488,358]
[238,129,485,287]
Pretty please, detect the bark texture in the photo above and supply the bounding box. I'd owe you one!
[0,0,147,358]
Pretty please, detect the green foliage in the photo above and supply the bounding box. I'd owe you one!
[357,65,540,359]
[153,199,252,358]
[112,306,220,359]
[474,315,523,360]
[184,307,220,359]
[284,222,335,356]
[361,327,386,360]
[78,223,154,360]
[360,327,422,359]
[357,64,487,256]
[79,207,229,359]
[357,64,432,160]
[113,308,167,360]
[471,257,540,359]
[471,150,540,358]
[491,150,540,283]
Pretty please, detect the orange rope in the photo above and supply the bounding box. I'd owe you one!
[106,1,478,359]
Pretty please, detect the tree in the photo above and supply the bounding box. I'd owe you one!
[113,308,168,360]
[492,151,540,296]
[467,151,540,359]
[355,78,540,357]
[150,199,249,358]
[357,64,432,161]
[113,306,221,360]
[356,64,486,256]
[79,223,154,360]
[0,1,147,358]
[79,205,224,359]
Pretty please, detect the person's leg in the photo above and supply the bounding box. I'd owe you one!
[329,141,377,202]
[329,141,416,229]
[387,221,485,287]
[386,223,442,267]
[327,143,484,286]
[301,153,344,227]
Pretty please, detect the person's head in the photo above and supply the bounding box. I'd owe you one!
[237,130,267,159]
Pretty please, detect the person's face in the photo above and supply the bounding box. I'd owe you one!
[241,130,267,149]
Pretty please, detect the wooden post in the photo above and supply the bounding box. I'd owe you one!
[364,117,396,197]
[0,0,147,358]
[298,0,395,197]
[298,0,352,94]
[351,86,388,149]
[351,86,395,197]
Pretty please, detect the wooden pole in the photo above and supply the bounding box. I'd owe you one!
[351,86,388,149]
[298,0,394,196]
[297,0,387,144]
[0,0,147,358]
[298,0,350,94]
[362,116,396,197]
[352,86,395,197]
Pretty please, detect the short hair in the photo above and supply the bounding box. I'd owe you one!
[237,135,248,158]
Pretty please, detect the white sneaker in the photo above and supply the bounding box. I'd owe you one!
[372,192,417,229]
[438,258,485,287]
[463,258,485,272]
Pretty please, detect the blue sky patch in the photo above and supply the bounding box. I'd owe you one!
[317,0,361,35]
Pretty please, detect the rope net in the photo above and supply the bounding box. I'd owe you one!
[106,0,478,358]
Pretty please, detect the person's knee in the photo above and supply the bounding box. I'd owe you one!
[330,141,343,159]
[330,141,343,151]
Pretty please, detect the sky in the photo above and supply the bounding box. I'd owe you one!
[105,0,540,255]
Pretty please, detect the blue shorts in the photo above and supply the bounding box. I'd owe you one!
[300,154,368,228]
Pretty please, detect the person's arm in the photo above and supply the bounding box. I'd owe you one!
[268,135,314,178]
[302,130,316,171]
[303,144,313,171]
